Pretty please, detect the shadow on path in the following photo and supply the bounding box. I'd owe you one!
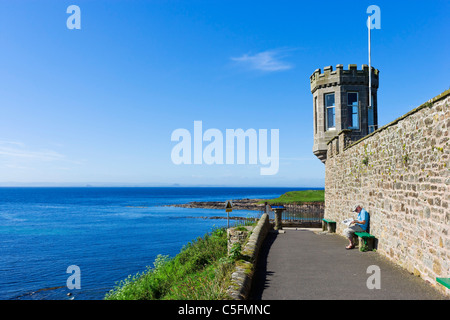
[249,229,447,300]
[249,231,278,300]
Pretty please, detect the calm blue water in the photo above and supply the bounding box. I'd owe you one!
[0,187,318,300]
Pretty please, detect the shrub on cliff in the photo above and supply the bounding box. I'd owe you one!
[104,227,234,300]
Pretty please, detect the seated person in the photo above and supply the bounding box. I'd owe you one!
[344,205,369,249]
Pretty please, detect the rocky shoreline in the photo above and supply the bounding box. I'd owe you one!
[167,198,325,212]
[167,198,266,211]
[168,199,325,226]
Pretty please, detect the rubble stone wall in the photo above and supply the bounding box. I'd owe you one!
[324,89,450,296]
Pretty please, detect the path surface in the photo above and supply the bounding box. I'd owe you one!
[250,228,447,300]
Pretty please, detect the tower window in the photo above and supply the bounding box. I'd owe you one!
[314,96,318,133]
[325,93,335,130]
[347,92,359,129]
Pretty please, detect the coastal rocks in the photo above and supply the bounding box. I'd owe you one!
[168,198,266,211]
[168,199,325,212]
[194,216,257,221]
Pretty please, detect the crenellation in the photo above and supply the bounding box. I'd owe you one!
[310,64,380,89]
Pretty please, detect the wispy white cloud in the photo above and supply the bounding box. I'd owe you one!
[0,141,65,162]
[0,140,25,147]
[231,48,294,72]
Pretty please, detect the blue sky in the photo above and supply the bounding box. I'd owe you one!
[0,0,448,187]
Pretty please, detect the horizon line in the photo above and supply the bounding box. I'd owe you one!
[0,183,324,188]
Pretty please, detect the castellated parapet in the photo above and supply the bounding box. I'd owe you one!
[310,64,380,93]
[310,64,380,163]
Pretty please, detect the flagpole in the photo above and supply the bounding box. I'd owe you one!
[368,16,372,110]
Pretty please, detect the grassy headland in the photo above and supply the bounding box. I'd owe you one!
[105,227,238,300]
[259,190,324,205]
[170,190,325,212]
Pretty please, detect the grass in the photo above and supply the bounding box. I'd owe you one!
[105,226,239,300]
[258,190,324,205]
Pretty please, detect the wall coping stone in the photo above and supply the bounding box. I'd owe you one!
[226,213,270,300]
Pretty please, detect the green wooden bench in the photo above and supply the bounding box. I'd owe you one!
[322,219,336,233]
[436,278,450,289]
[355,232,375,252]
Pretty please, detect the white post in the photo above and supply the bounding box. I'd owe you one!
[368,16,372,110]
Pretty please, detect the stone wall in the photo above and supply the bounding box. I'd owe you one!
[227,213,270,300]
[227,226,253,253]
[324,89,450,296]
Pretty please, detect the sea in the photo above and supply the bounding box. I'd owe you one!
[0,186,319,300]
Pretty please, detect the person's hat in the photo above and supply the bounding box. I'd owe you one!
[352,205,360,212]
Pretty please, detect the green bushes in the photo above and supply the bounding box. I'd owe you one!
[105,227,235,300]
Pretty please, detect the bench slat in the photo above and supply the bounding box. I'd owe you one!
[355,232,375,239]
[322,219,336,224]
[436,278,450,289]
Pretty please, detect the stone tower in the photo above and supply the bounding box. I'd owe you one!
[310,64,379,163]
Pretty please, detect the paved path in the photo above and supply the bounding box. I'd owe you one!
[250,228,447,300]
